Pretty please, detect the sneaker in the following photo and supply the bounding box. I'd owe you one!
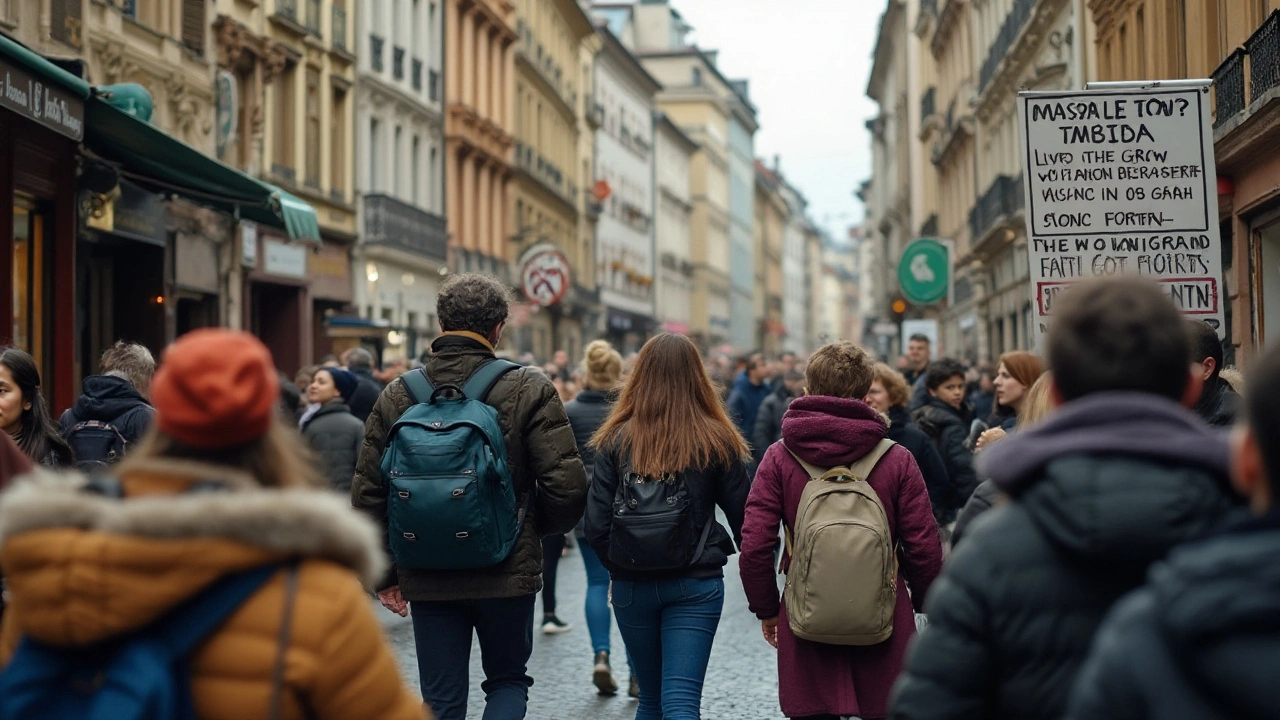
[592,651,618,695]
[541,615,572,634]
[628,675,640,699]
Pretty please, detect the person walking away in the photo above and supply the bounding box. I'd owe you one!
[911,358,978,511]
[584,334,752,720]
[1187,319,1240,426]
[0,348,73,468]
[344,347,384,424]
[564,340,635,697]
[728,354,773,451]
[58,341,156,471]
[301,367,366,493]
[0,329,423,720]
[1065,342,1280,720]
[976,352,1045,447]
[352,273,587,720]
[741,343,943,720]
[752,370,805,467]
[866,363,954,528]
[953,371,1052,547]
[889,277,1238,720]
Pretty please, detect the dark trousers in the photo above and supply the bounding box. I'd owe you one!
[540,534,565,616]
[411,594,536,720]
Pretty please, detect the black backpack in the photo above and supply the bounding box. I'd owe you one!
[65,420,128,471]
[608,464,712,571]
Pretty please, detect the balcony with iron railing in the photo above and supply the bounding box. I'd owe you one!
[332,5,347,52]
[979,0,1036,94]
[1212,10,1280,132]
[1213,49,1246,129]
[393,47,405,81]
[968,174,1024,245]
[370,34,384,72]
[364,193,449,263]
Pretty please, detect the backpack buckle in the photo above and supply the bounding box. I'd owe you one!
[398,491,410,499]
[402,532,417,540]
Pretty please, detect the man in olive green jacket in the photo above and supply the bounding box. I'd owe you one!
[352,273,587,720]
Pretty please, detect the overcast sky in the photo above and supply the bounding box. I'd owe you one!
[669,0,886,237]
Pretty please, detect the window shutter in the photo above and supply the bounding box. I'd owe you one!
[50,0,83,49]
[183,0,206,55]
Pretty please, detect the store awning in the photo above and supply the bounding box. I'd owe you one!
[83,97,321,242]
[0,33,90,99]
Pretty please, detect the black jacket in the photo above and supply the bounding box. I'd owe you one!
[58,375,154,447]
[301,401,365,492]
[950,478,1001,547]
[751,385,795,466]
[1192,376,1240,427]
[584,438,751,582]
[563,389,613,480]
[890,393,1237,720]
[888,406,953,525]
[912,397,978,509]
[1066,511,1280,720]
[346,367,383,424]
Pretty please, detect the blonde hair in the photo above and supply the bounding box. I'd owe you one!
[583,340,623,391]
[1018,372,1054,429]
[871,362,912,408]
[119,419,326,489]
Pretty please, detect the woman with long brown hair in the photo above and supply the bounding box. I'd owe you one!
[584,333,751,720]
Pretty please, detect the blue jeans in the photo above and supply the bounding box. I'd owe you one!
[579,539,635,674]
[611,577,725,720]
[410,594,536,720]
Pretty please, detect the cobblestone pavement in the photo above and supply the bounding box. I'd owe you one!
[376,538,786,719]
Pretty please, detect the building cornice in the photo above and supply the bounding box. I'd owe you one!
[359,73,444,125]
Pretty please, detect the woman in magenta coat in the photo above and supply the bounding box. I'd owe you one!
[738,342,944,720]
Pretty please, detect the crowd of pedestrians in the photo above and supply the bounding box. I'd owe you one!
[0,270,1274,720]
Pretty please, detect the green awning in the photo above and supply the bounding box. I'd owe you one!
[0,33,90,99]
[82,95,321,242]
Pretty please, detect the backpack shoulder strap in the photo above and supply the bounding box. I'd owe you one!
[462,359,521,402]
[847,438,897,482]
[401,368,435,405]
[783,445,829,481]
[153,565,279,657]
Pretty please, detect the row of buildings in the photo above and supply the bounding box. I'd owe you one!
[860,0,1280,368]
[2,0,856,411]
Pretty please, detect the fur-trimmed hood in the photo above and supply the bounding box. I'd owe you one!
[0,460,386,648]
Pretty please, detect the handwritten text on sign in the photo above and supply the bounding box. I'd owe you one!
[1018,85,1224,344]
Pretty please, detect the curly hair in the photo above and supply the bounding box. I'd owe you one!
[436,274,511,336]
[806,342,875,399]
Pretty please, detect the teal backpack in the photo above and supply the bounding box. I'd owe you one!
[381,359,524,570]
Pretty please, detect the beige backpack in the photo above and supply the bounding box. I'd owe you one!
[782,438,898,646]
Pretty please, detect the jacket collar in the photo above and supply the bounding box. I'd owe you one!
[433,331,495,354]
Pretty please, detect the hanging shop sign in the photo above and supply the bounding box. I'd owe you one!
[520,246,572,307]
[1018,80,1222,347]
[0,57,84,140]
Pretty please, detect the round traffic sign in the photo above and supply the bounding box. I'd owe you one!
[521,249,572,307]
[898,239,949,305]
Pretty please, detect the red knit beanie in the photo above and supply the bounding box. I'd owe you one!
[151,329,280,449]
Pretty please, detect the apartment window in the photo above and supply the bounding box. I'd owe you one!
[369,118,381,192]
[429,147,439,209]
[305,67,321,189]
[182,0,206,54]
[394,125,403,198]
[273,63,297,180]
[412,135,421,205]
[331,86,347,198]
[692,67,702,85]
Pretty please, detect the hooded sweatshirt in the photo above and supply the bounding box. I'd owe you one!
[1066,510,1280,720]
[58,374,154,446]
[890,392,1237,720]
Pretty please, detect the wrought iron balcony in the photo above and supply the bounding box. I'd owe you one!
[1247,10,1280,101]
[412,58,423,91]
[370,34,384,72]
[429,70,440,102]
[1212,49,1245,129]
[393,47,405,80]
[332,5,348,51]
[968,174,1024,243]
[304,0,321,35]
[364,193,448,263]
[921,85,936,120]
[979,0,1036,93]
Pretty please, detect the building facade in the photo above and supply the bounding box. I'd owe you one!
[511,0,596,361]
[654,111,697,338]
[593,27,659,353]
[355,0,447,361]
[754,159,788,356]
[1090,0,1280,366]
[727,94,758,351]
[444,0,516,279]
[780,181,810,355]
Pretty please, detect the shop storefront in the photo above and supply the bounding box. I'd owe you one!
[309,237,356,363]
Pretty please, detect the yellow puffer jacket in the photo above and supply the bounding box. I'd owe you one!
[0,460,425,720]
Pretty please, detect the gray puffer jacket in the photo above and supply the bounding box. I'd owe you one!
[301,401,365,492]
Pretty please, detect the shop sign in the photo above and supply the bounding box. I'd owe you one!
[520,247,572,307]
[1018,81,1223,347]
[897,238,950,305]
[111,180,165,246]
[308,241,353,302]
[0,58,84,140]
[215,70,238,161]
[240,221,258,267]
[264,239,307,279]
